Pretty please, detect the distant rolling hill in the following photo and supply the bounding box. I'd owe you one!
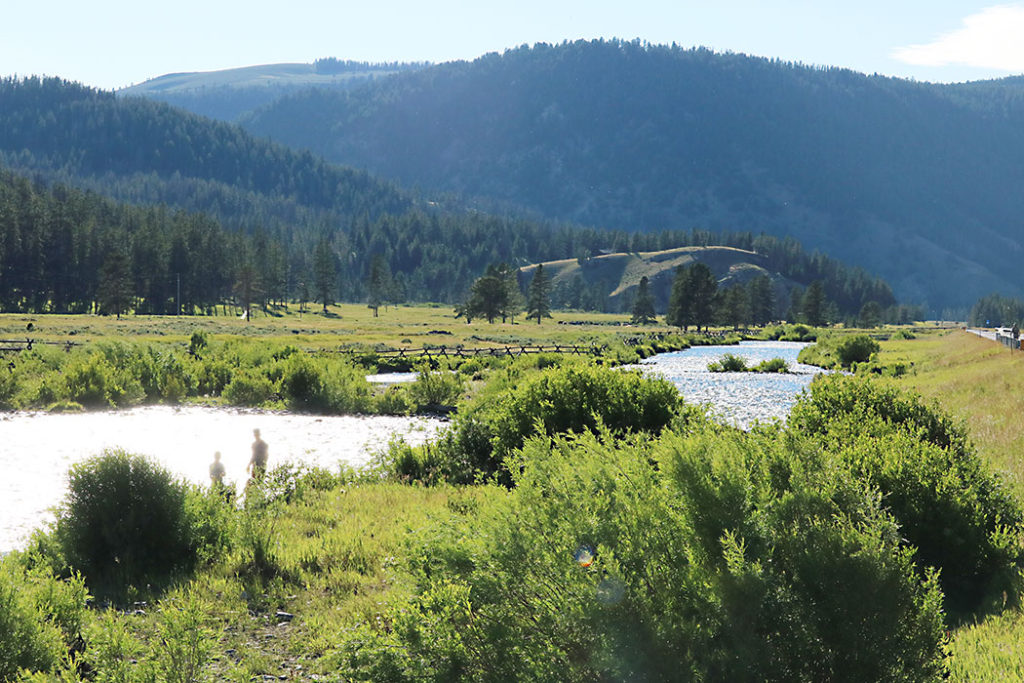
[521,246,797,315]
[233,40,1024,312]
[120,59,426,121]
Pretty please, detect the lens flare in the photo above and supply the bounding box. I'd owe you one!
[574,545,595,567]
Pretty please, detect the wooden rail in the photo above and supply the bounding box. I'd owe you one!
[0,338,79,353]
[337,344,607,360]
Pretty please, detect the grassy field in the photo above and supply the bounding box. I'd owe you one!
[875,329,1024,681]
[878,329,1024,493]
[0,304,657,350]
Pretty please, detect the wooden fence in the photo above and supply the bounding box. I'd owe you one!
[0,338,78,353]
[338,343,607,361]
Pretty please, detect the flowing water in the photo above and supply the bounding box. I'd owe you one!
[0,407,444,551]
[628,340,826,428]
[2,343,823,551]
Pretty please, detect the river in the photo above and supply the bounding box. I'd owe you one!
[2,342,823,552]
[0,407,444,551]
[628,340,825,428]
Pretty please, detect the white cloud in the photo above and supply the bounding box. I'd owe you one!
[892,3,1024,71]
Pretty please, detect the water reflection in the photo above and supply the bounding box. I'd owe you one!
[0,406,444,551]
[629,341,825,428]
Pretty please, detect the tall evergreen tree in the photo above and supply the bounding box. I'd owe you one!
[666,266,694,331]
[801,280,827,326]
[464,272,507,323]
[631,276,656,324]
[689,263,718,332]
[526,264,552,324]
[313,237,337,314]
[747,275,776,326]
[367,253,393,317]
[97,250,133,319]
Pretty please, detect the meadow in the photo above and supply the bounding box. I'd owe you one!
[2,316,1019,681]
[871,329,1024,680]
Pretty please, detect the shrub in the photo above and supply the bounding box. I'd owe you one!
[835,334,881,366]
[708,353,748,372]
[375,385,412,415]
[754,357,789,373]
[55,450,197,596]
[279,354,372,414]
[407,366,464,410]
[790,375,1024,618]
[339,430,946,681]
[0,560,78,680]
[222,371,277,407]
[0,368,17,410]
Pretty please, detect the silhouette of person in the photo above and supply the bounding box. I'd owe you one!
[248,428,269,481]
[209,451,226,486]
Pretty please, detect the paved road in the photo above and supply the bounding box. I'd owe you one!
[966,328,997,341]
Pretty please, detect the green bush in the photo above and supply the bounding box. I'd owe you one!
[63,353,143,408]
[790,375,1024,618]
[279,354,372,413]
[375,385,413,415]
[835,334,881,366]
[55,450,198,596]
[339,430,946,681]
[754,357,789,373]
[0,559,87,680]
[407,366,464,410]
[708,353,748,372]
[222,371,277,407]
[0,368,17,410]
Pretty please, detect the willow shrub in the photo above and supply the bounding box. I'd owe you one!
[54,450,228,598]
[279,354,372,414]
[0,558,88,680]
[790,374,1024,619]
[405,362,686,484]
[339,430,946,681]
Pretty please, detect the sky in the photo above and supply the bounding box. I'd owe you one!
[4,1,1024,90]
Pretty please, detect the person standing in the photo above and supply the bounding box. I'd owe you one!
[248,428,269,481]
[209,451,226,486]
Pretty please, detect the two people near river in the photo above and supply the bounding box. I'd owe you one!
[208,429,269,497]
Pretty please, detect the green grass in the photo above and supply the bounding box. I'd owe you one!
[875,329,1024,681]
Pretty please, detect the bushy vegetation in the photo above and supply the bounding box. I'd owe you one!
[53,450,234,598]
[798,332,880,369]
[387,360,687,484]
[0,559,88,680]
[790,374,1024,618]
[707,354,789,373]
[1,338,380,415]
[340,429,947,681]
[7,336,1024,681]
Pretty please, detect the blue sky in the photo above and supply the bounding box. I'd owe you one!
[4,1,1024,90]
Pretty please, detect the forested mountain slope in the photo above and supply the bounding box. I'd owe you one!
[0,76,895,317]
[0,76,412,233]
[239,39,1024,311]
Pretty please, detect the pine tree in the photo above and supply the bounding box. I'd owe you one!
[313,237,337,314]
[97,250,134,319]
[801,280,827,326]
[367,254,393,317]
[526,264,552,324]
[666,266,693,330]
[689,263,718,332]
[631,276,656,324]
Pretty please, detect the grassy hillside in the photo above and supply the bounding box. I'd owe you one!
[120,60,424,121]
[520,245,796,313]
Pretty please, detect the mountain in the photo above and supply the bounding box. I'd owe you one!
[235,39,1024,312]
[120,59,427,121]
[0,76,895,317]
